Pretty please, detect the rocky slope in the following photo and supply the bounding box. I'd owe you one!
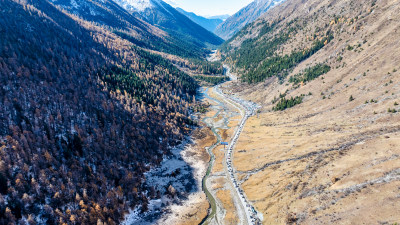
[214,0,285,40]
[219,0,400,223]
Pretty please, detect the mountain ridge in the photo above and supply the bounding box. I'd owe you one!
[50,0,212,58]
[115,0,224,48]
[215,0,285,40]
[207,14,231,21]
[176,7,223,33]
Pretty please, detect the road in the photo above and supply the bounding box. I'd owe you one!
[200,64,261,225]
[214,85,261,225]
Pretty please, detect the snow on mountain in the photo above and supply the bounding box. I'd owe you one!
[215,0,285,40]
[116,0,154,12]
[114,0,224,46]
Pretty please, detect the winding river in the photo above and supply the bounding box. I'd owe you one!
[199,87,230,225]
[198,63,262,225]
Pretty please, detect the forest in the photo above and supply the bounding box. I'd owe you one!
[242,34,334,83]
[169,58,225,75]
[289,64,331,85]
[0,0,200,224]
[193,75,229,85]
[221,18,334,84]
[113,30,205,59]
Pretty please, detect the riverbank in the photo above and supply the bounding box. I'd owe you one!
[154,126,215,225]
[121,55,258,225]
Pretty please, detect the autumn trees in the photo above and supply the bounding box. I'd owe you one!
[0,0,200,224]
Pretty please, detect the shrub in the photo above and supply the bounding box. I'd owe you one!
[273,96,303,111]
[289,64,331,85]
[347,45,354,51]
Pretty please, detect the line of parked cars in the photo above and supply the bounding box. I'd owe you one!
[215,85,262,225]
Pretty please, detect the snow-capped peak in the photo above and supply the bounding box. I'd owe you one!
[116,0,155,12]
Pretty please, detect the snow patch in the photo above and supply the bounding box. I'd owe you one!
[145,138,196,194]
[121,207,142,225]
[70,0,79,9]
[122,137,199,224]
[89,7,98,16]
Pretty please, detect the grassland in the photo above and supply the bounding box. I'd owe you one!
[219,0,400,224]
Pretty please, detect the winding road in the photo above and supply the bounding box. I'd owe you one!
[200,65,262,225]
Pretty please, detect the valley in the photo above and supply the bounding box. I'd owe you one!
[200,84,254,225]
[1,0,399,224]
[121,66,262,225]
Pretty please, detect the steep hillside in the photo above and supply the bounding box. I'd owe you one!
[176,8,223,33]
[0,0,199,224]
[50,0,206,58]
[215,0,284,40]
[115,0,224,48]
[219,0,400,223]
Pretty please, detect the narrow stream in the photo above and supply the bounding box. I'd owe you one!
[198,75,262,225]
[199,87,233,225]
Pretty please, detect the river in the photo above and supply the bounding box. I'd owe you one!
[199,63,262,225]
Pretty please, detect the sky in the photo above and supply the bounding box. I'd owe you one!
[165,0,254,17]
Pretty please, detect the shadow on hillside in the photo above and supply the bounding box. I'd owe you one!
[122,136,204,224]
[122,89,208,224]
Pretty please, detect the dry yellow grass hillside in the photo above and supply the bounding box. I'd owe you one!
[220,0,400,224]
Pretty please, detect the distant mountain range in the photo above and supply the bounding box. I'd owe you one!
[176,8,224,33]
[215,0,285,40]
[207,14,231,21]
[115,0,223,48]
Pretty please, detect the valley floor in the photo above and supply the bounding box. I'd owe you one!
[135,69,400,225]
[200,86,248,225]
[122,84,253,225]
[138,85,254,225]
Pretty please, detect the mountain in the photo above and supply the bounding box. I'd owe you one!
[215,0,285,40]
[0,0,205,223]
[176,8,223,33]
[48,0,209,58]
[208,14,231,21]
[219,0,400,223]
[115,0,224,48]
